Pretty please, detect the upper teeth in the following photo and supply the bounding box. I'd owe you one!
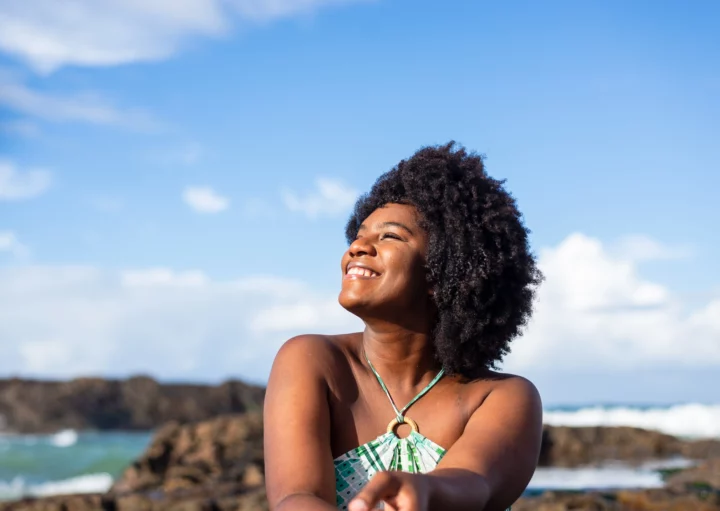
[348,266,379,277]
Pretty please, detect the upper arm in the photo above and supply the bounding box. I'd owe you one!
[263,335,337,509]
[436,377,543,510]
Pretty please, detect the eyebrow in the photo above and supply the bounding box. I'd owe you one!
[358,221,415,236]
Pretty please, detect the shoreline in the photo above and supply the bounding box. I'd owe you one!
[2,413,719,510]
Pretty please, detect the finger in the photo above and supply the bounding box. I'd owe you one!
[348,472,402,511]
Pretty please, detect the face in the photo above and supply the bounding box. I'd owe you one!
[338,203,432,320]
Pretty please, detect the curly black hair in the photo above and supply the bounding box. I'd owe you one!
[345,142,542,378]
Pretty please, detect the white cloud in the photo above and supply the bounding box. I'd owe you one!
[0,160,52,200]
[0,233,717,388]
[0,0,226,74]
[612,234,692,262]
[228,0,373,21]
[251,298,357,332]
[0,80,161,132]
[0,265,360,379]
[282,177,358,218]
[0,230,29,258]
[504,233,720,373]
[183,186,230,213]
[0,0,373,74]
[121,268,208,287]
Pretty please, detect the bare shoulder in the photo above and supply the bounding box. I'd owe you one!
[475,372,543,430]
[458,371,542,419]
[488,373,542,403]
[271,333,359,380]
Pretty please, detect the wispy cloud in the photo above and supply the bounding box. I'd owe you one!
[150,143,203,166]
[612,234,693,262]
[0,230,30,258]
[183,186,230,213]
[121,268,208,288]
[88,195,124,213]
[0,80,162,132]
[229,0,375,22]
[0,119,40,137]
[0,0,373,74]
[0,160,52,201]
[282,177,358,218]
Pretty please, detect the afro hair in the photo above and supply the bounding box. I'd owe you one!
[345,142,542,378]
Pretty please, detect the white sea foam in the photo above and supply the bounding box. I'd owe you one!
[0,473,113,501]
[0,477,24,500]
[544,403,720,438]
[50,429,78,448]
[30,473,113,496]
[528,466,665,490]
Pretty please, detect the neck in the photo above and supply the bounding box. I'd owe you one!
[361,321,441,391]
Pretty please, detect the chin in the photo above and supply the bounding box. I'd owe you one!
[338,290,374,316]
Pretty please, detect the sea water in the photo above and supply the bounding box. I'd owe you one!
[1,403,719,500]
[0,430,151,500]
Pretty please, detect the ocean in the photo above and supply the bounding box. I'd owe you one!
[1,403,719,501]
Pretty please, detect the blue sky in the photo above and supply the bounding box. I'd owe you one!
[0,0,718,405]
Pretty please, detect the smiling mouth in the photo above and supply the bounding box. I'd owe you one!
[345,267,381,279]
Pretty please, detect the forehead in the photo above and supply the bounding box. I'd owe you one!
[362,203,421,226]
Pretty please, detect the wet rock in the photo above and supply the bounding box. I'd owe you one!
[666,457,720,491]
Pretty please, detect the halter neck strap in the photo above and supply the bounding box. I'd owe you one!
[363,350,445,422]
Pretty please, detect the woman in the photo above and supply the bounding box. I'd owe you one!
[264,142,543,511]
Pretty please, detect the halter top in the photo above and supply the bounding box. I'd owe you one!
[333,353,513,510]
[333,353,446,510]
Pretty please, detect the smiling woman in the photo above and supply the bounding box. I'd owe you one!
[264,142,544,511]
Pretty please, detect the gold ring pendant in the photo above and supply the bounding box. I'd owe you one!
[386,416,419,436]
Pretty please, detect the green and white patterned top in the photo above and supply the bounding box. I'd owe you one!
[333,351,511,510]
[334,429,447,509]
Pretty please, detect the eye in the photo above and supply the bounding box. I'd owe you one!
[381,232,402,240]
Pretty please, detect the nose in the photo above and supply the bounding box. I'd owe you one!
[348,235,377,257]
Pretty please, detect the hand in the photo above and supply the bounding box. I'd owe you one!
[348,471,431,511]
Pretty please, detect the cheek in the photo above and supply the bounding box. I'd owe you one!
[387,253,428,289]
[340,250,351,268]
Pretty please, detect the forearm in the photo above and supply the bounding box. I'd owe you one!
[426,468,492,511]
[274,492,339,511]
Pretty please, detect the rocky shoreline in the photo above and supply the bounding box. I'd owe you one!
[1,378,719,510]
[0,377,265,433]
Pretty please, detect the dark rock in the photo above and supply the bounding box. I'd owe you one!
[540,425,720,467]
[0,413,269,511]
[110,413,264,495]
[0,377,264,433]
[3,384,720,511]
[514,488,720,510]
[0,487,268,511]
[666,457,720,491]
